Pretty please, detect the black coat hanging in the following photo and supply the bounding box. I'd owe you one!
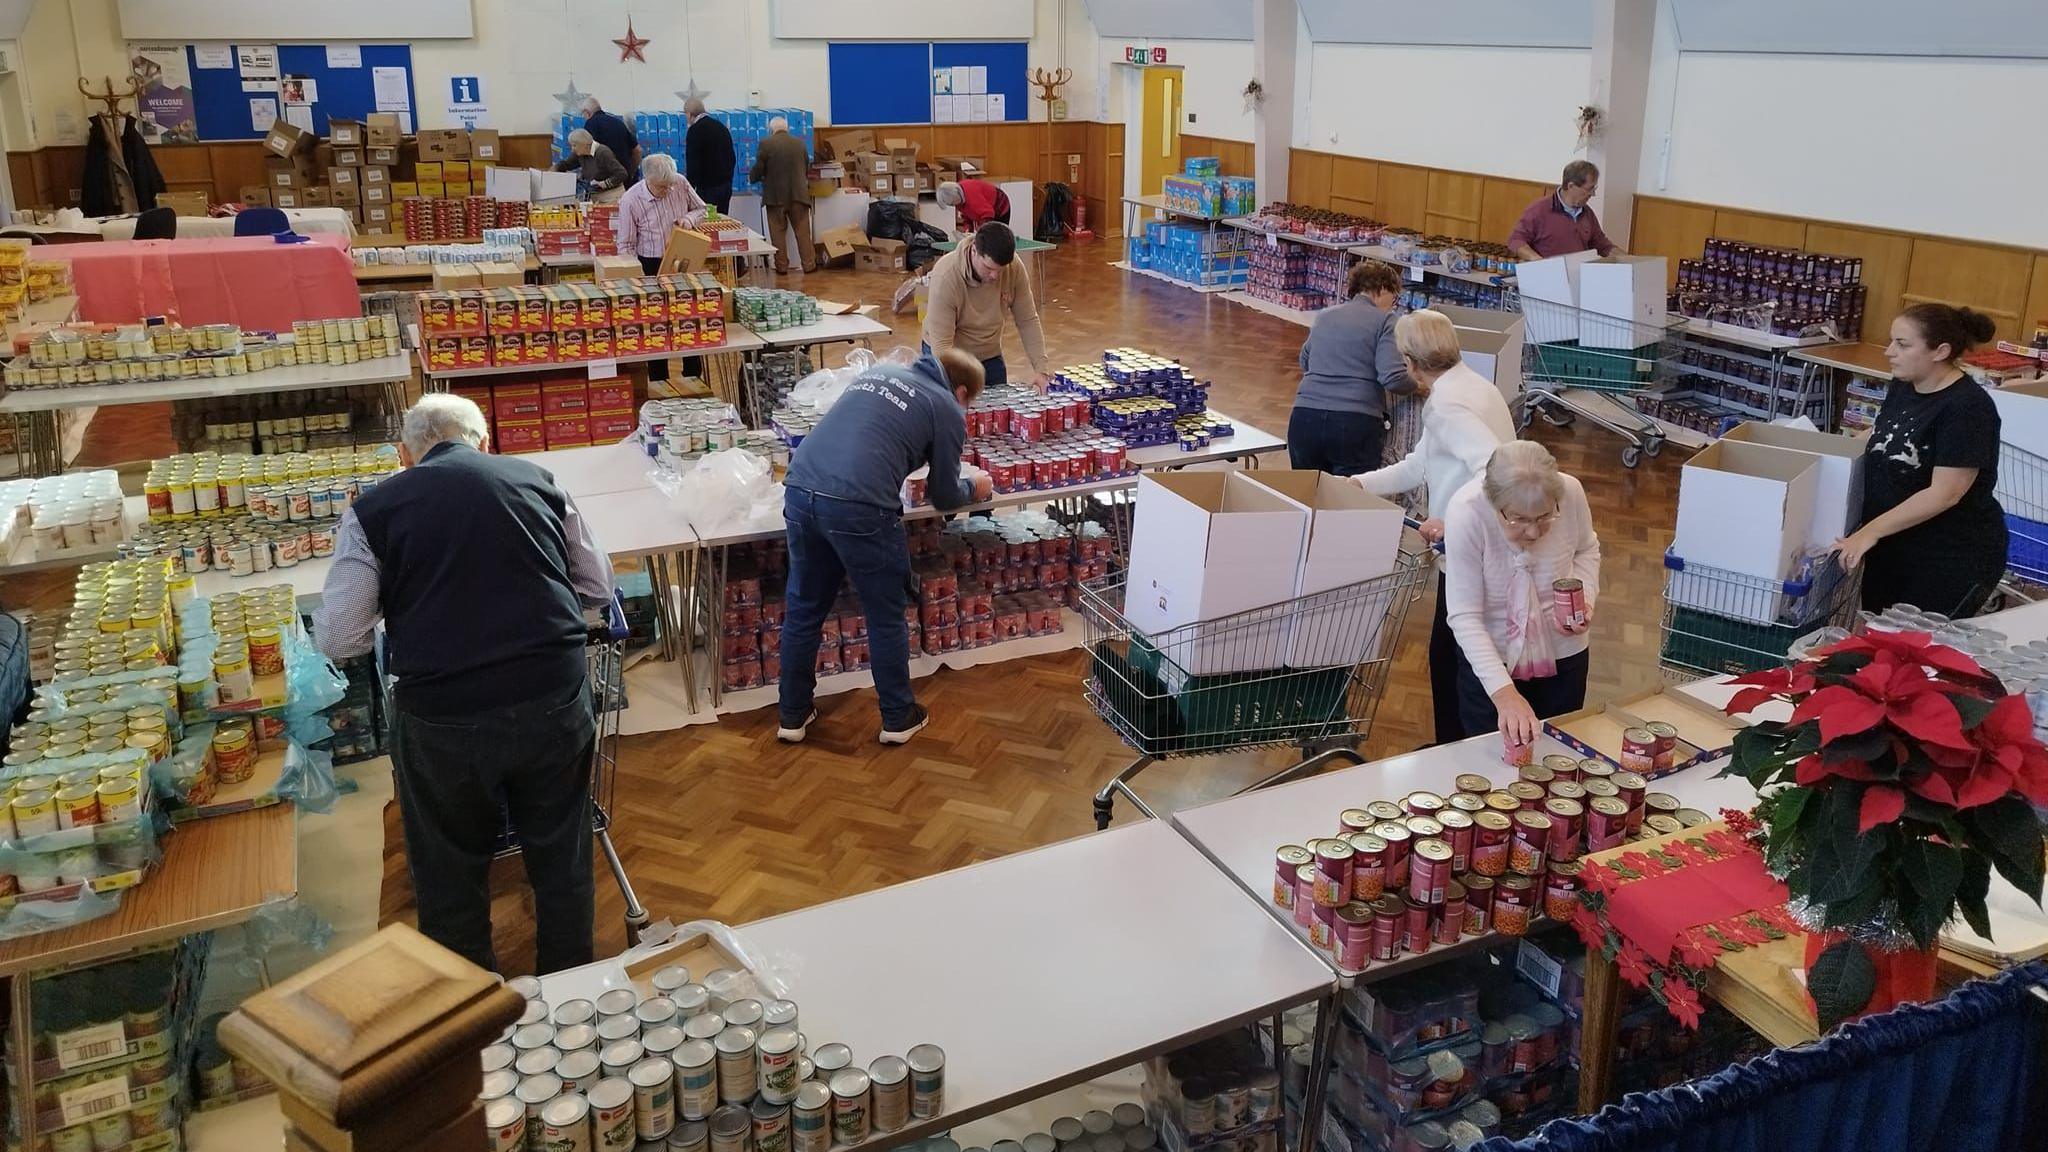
[81,112,166,218]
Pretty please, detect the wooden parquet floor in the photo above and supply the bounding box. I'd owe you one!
[0,242,1686,976]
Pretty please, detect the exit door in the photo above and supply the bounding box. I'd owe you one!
[1138,66,1183,197]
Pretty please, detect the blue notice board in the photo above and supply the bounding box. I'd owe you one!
[827,40,1028,125]
[187,44,417,141]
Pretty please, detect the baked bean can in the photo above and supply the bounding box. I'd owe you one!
[1578,759,1613,784]
[1471,811,1513,877]
[714,1027,757,1105]
[1403,894,1433,954]
[1405,791,1445,818]
[1463,875,1495,935]
[632,1057,678,1142]
[1292,863,1318,927]
[1621,727,1658,775]
[1644,814,1685,837]
[1553,578,1587,632]
[1586,797,1631,853]
[1345,832,1387,901]
[1541,754,1579,782]
[1366,800,1406,824]
[1495,874,1536,936]
[829,1070,872,1146]
[1434,882,1466,944]
[486,1098,527,1152]
[1645,722,1681,773]
[1503,735,1533,767]
[906,1043,945,1120]
[1448,792,1487,816]
[1371,895,1404,961]
[1647,792,1682,820]
[1311,900,1338,951]
[1335,902,1374,970]
[542,1093,594,1152]
[1544,860,1583,923]
[1339,808,1374,836]
[1676,807,1713,829]
[868,1055,909,1133]
[674,1040,718,1121]
[1373,821,1412,889]
[1543,798,1584,863]
[758,1027,802,1105]
[792,1082,832,1152]
[1454,773,1494,796]
[753,1097,793,1152]
[1509,811,1552,875]
[1613,772,1648,829]
[1273,845,1312,907]
[1485,790,1521,815]
[1581,777,1620,804]
[1437,809,1475,873]
[1518,764,1555,788]
[1507,781,1548,811]
[1409,838,1453,905]
[1404,815,1443,842]
[1313,838,1354,907]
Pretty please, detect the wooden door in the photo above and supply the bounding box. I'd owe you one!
[1138,66,1183,196]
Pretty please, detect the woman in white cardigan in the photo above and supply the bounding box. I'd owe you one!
[1352,310,1517,744]
[1442,441,1601,744]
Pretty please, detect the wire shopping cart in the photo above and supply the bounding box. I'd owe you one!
[1657,550,1863,681]
[1083,533,1435,829]
[1996,439,2048,601]
[1515,292,1686,469]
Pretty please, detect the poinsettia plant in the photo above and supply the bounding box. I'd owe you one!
[1719,629,2048,1028]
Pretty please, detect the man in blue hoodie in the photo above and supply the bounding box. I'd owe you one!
[777,348,992,745]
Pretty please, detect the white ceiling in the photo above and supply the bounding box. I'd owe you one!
[1083,0,1251,41]
[0,0,31,41]
[1300,0,1592,48]
[1671,0,2048,57]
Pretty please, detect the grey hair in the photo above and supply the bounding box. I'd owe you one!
[402,394,489,457]
[685,98,708,118]
[767,115,788,133]
[1482,440,1564,515]
[641,153,678,184]
[567,128,594,149]
[935,181,963,207]
[580,96,601,115]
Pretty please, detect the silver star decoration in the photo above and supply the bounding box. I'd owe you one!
[675,77,710,106]
[552,78,590,118]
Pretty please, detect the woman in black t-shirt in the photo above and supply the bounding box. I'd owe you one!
[1833,304,2006,616]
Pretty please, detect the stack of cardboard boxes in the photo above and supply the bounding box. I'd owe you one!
[448,374,637,454]
[244,116,502,239]
[819,131,944,200]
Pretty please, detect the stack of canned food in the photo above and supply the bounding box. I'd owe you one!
[0,727,153,898]
[131,447,400,580]
[2,313,400,392]
[180,585,297,714]
[732,288,825,333]
[482,967,944,1152]
[64,559,182,667]
[0,469,127,557]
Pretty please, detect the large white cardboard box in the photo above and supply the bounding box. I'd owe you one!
[1124,472,1309,674]
[1990,381,2048,461]
[1437,303,1526,403]
[1672,439,1820,594]
[1516,252,1595,343]
[1720,422,1866,550]
[1239,472,1407,666]
[1578,256,1668,350]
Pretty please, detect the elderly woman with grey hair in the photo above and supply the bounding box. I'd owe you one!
[553,129,630,202]
[616,154,710,379]
[1442,440,1601,744]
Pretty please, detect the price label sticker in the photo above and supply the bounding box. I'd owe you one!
[1406,265,1426,283]
[588,358,619,380]
[1266,233,1279,248]
[55,1022,129,1071]
[1516,937,1564,998]
[58,1074,132,1128]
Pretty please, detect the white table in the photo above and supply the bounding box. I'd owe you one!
[97,209,357,242]
[749,313,892,352]
[528,441,661,501]
[539,820,1336,1152]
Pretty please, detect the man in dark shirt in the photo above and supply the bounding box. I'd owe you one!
[683,98,736,214]
[1508,160,1622,261]
[580,96,640,176]
[776,350,992,747]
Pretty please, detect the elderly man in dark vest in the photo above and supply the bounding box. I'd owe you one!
[314,394,615,974]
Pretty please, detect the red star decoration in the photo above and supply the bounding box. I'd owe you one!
[614,17,651,63]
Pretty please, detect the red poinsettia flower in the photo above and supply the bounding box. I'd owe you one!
[1966,694,2048,807]
[1790,662,1974,752]
[1725,665,1818,716]
[1617,851,1667,878]
[1571,904,1606,950]
[1580,860,1620,896]
[1676,930,1723,968]
[1668,840,1712,867]
[1703,829,1750,856]
[1720,917,1770,946]
[1616,940,1652,987]
[1663,977,1705,1029]
[1824,629,1987,680]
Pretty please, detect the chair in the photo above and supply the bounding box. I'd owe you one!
[0,230,48,245]
[131,207,177,240]
[233,206,290,237]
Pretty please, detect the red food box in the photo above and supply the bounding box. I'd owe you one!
[614,323,644,356]
[491,334,526,367]
[589,380,634,409]
[959,582,994,618]
[542,380,588,415]
[585,331,614,359]
[836,607,866,639]
[761,597,786,627]
[544,414,592,448]
[759,627,781,656]
[425,335,464,373]
[696,284,725,317]
[700,317,726,348]
[459,335,491,369]
[722,603,762,632]
[923,624,961,655]
[815,646,842,677]
[496,419,546,454]
[548,295,583,333]
[672,318,699,349]
[557,329,588,361]
[818,617,841,646]
[920,598,959,630]
[721,656,764,691]
[969,617,996,648]
[486,295,523,333]
[917,567,959,602]
[515,296,550,333]
[842,638,871,671]
[720,628,760,660]
[589,409,637,442]
[449,293,485,334]
[760,652,781,682]
[493,383,543,421]
[644,321,671,352]
[994,604,1028,640]
[579,296,611,328]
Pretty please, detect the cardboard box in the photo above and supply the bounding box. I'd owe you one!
[496,419,547,455]
[367,146,399,167]
[1672,439,1819,590]
[1991,382,2048,460]
[493,383,544,420]
[331,148,363,169]
[329,167,358,189]
[934,155,985,181]
[913,165,936,194]
[1720,422,1867,550]
[446,181,474,199]
[818,225,865,266]
[883,138,921,177]
[1238,471,1407,666]
[468,129,501,163]
[443,160,472,182]
[1544,690,1742,779]
[593,255,643,281]
[302,186,331,207]
[366,113,404,147]
[432,265,480,291]
[1434,303,1526,403]
[330,185,361,208]
[1578,256,1668,350]
[589,380,635,409]
[417,180,446,199]
[363,184,391,206]
[391,181,419,199]
[328,119,362,147]
[1123,472,1310,674]
[855,237,906,273]
[474,261,525,288]
[821,129,877,161]
[155,191,209,217]
[262,119,315,158]
[239,186,273,207]
[363,205,393,230]
[590,409,637,443]
[360,165,389,187]
[545,414,593,449]
[418,129,469,161]
[864,174,895,198]
[272,190,301,209]
[542,380,589,415]
[1516,252,1596,343]
[415,161,444,183]
[265,157,315,189]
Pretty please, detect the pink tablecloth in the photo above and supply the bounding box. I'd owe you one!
[51,234,360,330]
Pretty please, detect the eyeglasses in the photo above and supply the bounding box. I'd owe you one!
[1498,506,1561,530]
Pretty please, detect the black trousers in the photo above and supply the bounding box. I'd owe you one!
[638,255,672,381]
[1287,407,1385,477]
[1428,572,1464,746]
[390,676,596,975]
[1453,647,1591,741]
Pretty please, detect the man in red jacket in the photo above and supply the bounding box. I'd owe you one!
[937,178,1012,233]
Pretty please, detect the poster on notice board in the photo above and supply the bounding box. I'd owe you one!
[127,45,197,143]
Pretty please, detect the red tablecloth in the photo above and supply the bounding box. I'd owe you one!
[50,235,360,330]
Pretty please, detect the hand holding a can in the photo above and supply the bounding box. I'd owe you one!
[1490,685,1540,748]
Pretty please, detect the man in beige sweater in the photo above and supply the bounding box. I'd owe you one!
[919,222,1050,390]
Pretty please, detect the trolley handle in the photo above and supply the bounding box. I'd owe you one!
[588,589,630,644]
[1662,550,1820,597]
[1406,516,1446,556]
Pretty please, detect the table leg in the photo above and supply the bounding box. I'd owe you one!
[645,552,680,664]
[1576,944,1622,1114]
[10,971,37,1150]
[1295,989,1338,1152]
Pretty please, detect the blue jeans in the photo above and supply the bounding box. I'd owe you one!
[1287,406,1386,477]
[778,487,917,729]
[920,342,1006,389]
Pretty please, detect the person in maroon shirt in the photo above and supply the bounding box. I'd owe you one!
[1507,160,1623,261]
[937,178,1012,232]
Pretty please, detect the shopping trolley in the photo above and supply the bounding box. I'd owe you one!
[1515,292,1686,469]
[1996,439,2048,602]
[1084,531,1436,829]
[1657,551,1863,681]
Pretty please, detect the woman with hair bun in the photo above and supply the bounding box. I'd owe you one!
[1833,304,2006,616]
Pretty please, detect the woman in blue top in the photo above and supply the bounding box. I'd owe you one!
[1288,260,1414,475]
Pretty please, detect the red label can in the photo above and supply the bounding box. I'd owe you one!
[1293,865,1316,928]
[1339,809,1374,836]
[1540,754,1579,783]
[1404,791,1445,818]
[1346,833,1388,902]
[1311,901,1338,951]
[1646,722,1680,774]
[1552,578,1587,632]
[1373,822,1411,890]
[1508,781,1548,811]
[1503,736,1533,767]
[1335,903,1373,970]
[1314,839,1354,907]
[1621,727,1658,775]
[1471,811,1513,877]
[1438,809,1474,873]
[1402,895,1433,955]
[1510,812,1553,876]
[1544,797,1584,863]
[1434,882,1466,944]
[1585,797,1630,853]
[1544,861,1583,922]
[1495,875,1536,937]
[1453,773,1494,796]
[1409,839,1452,906]
[1274,845,1312,907]
[1612,771,1648,830]
[1371,896,1404,961]
[1463,875,1495,934]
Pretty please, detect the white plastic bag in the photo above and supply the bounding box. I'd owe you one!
[663,448,784,534]
[630,918,795,1000]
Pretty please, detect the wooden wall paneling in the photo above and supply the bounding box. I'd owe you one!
[1328,155,1378,215]
[1376,164,1429,232]
[1803,223,1915,345]
[984,126,1042,184]
[1904,237,2036,341]
[151,146,215,193]
[1424,170,1483,240]
[1629,198,1719,289]
[206,144,268,202]
[929,125,990,159]
[1287,149,1333,209]
[1707,208,1808,251]
[2026,254,2048,344]
[1480,178,1546,251]
[501,137,555,170]
[1180,135,1252,177]
[7,153,35,211]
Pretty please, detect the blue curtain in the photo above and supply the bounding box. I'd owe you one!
[1476,963,2046,1152]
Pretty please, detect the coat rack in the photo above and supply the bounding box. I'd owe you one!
[77,76,144,118]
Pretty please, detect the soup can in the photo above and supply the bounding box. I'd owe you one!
[1494,874,1537,936]
[1645,722,1680,773]
[674,1039,718,1121]
[1507,781,1548,811]
[868,1055,910,1133]
[588,1077,637,1151]
[758,1027,802,1105]
[1338,808,1374,836]
[1370,895,1404,961]
[1404,791,1444,819]
[1544,860,1583,923]
[1344,833,1387,902]
[1409,839,1452,906]
[1612,772,1648,829]
[828,1069,872,1147]
[1552,578,1587,632]
[1541,754,1580,783]
[1373,821,1412,889]
[1543,797,1584,863]
[1509,811,1552,875]
[557,1050,601,1095]
[1519,764,1554,789]
[1453,773,1494,796]
[1402,894,1433,955]
[906,1043,946,1120]
[714,1027,758,1105]
[1310,900,1338,951]
[1437,809,1474,873]
[1502,735,1533,767]
[1335,902,1373,970]
[485,1097,527,1152]
[1366,800,1405,824]
[1463,875,1495,935]
[1471,811,1512,877]
[1292,864,1316,927]
[1644,813,1685,837]
[1586,796,1631,853]
[710,1105,752,1152]
[1313,838,1354,907]
[1620,728,1658,775]
[1434,882,1466,944]
[1273,845,1312,907]
[631,1057,678,1142]
[540,1094,593,1152]
[792,1082,832,1152]
[752,1097,793,1152]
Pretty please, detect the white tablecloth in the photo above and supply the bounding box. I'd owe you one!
[95,208,357,241]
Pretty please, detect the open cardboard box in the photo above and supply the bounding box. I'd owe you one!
[1990,380,2048,462]
[1123,472,1308,675]
[1236,471,1405,667]
[623,929,751,991]
[1719,421,1865,549]
[1543,688,1746,778]
[166,745,291,823]
[1672,438,1818,587]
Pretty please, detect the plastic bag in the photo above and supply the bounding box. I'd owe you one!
[0,812,161,940]
[632,918,794,1000]
[660,448,784,536]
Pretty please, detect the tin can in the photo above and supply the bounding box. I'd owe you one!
[671,1120,711,1152]
[722,999,763,1030]
[907,1043,945,1120]
[1645,722,1680,773]
[829,1069,872,1146]
[1484,790,1521,815]
[1646,792,1682,821]
[1370,895,1404,961]
[1612,771,1648,829]
[1495,874,1537,936]
[1620,727,1658,775]
[753,1097,793,1152]
[759,1027,802,1104]
[1345,833,1387,901]
[1507,781,1548,811]
[1581,777,1620,805]
[675,986,712,1018]
[1509,811,1552,875]
[1676,807,1713,828]
[597,988,639,1019]
[1448,792,1486,816]
[1405,791,1445,819]
[1543,797,1584,863]
[1471,811,1512,877]
[557,1025,599,1057]
[1338,808,1374,836]
[248,626,284,677]
[638,997,680,1031]
[600,1040,644,1081]
[1437,809,1474,873]
[674,1039,718,1121]
[1586,797,1631,853]
[632,1057,678,1141]
[554,999,597,1029]
[213,721,258,784]
[10,790,56,838]
[542,1093,594,1152]
[1463,875,1495,935]
[1544,860,1583,922]
[868,1055,910,1133]
[1292,864,1316,927]
[1519,764,1555,789]
[1310,900,1338,951]
[615,1014,657,1043]
[793,1081,832,1152]
[558,1050,602,1095]
[485,1097,527,1152]
[1644,813,1684,837]
[652,966,691,996]
[1402,894,1433,954]
[1366,799,1405,824]
[483,1043,517,1075]
[517,1073,565,1142]
[1541,754,1579,783]
[638,1026,682,1062]
[1273,845,1312,907]
[1434,882,1466,944]
[1552,579,1587,632]
[1409,838,1452,905]
[715,1027,758,1105]
[1503,735,1533,767]
[1578,759,1613,784]
[1335,902,1373,970]
[484,1069,522,1103]
[1313,838,1353,906]
[763,1000,798,1032]
[516,1047,561,1077]
[711,1105,752,1152]
[1373,821,1412,889]
[588,1077,637,1151]
[55,783,99,829]
[1505,1015,1542,1074]
[1453,773,1493,796]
